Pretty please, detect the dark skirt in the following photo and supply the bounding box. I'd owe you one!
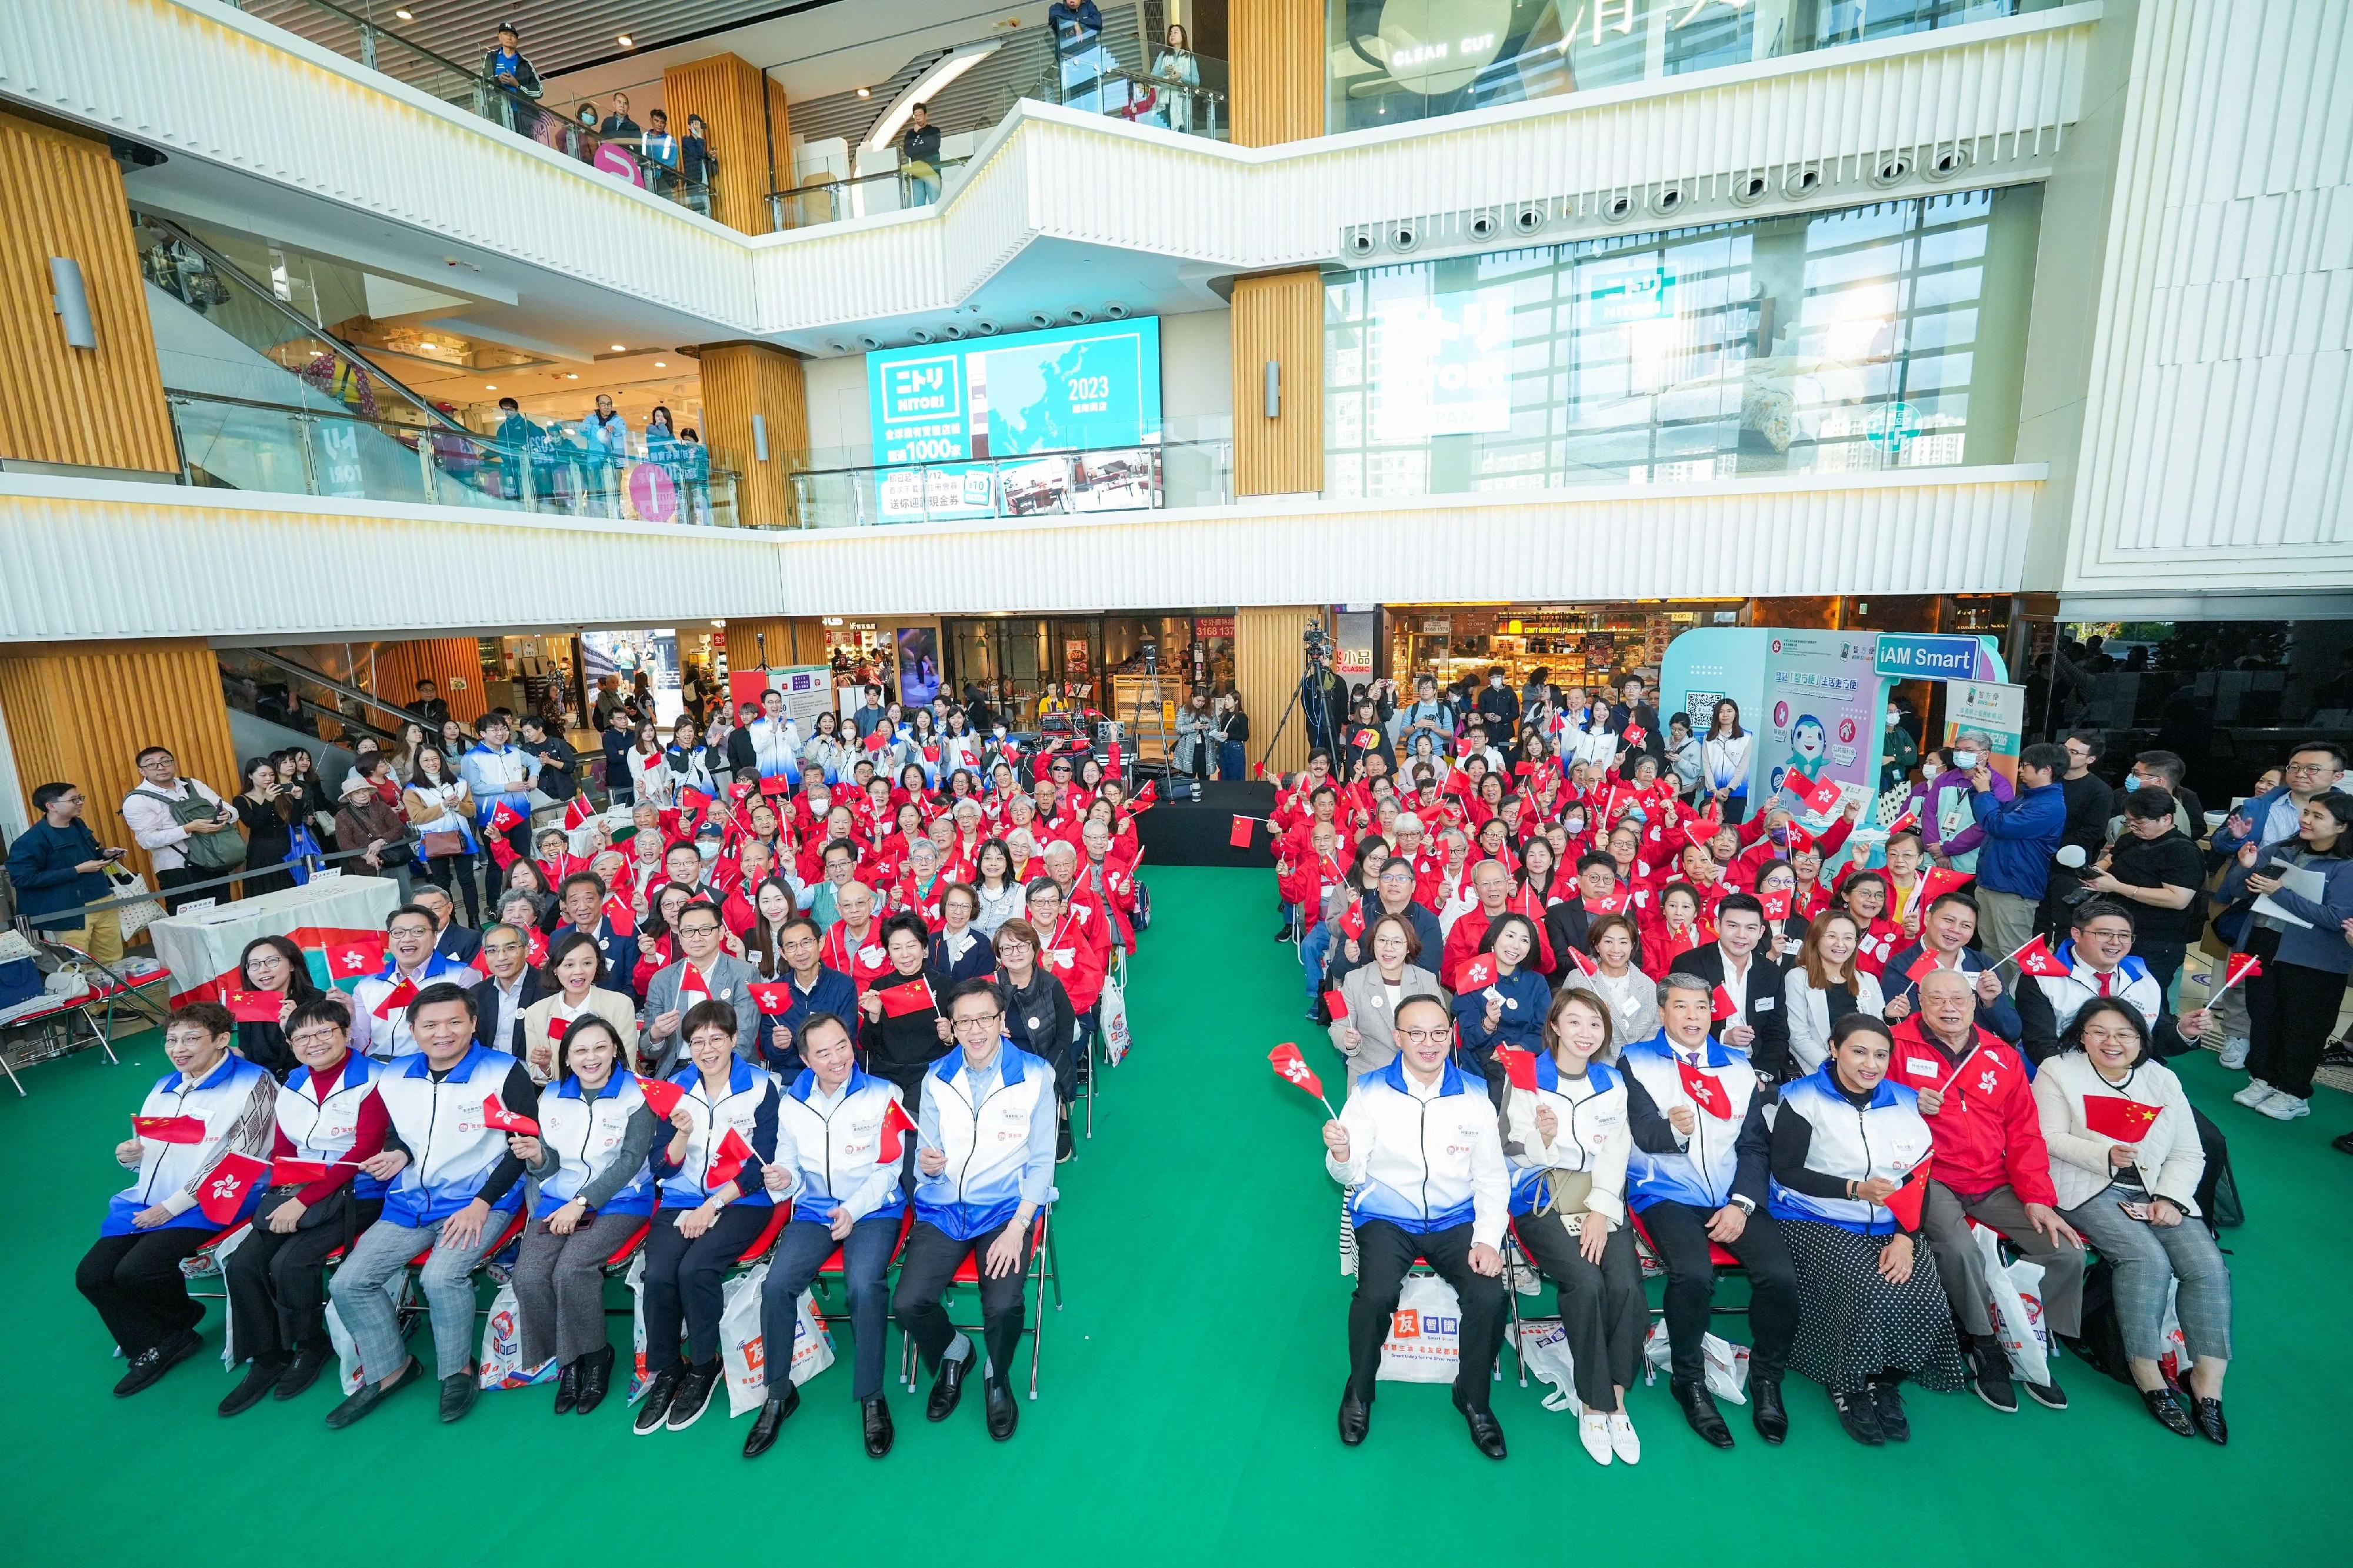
[1782,1217,1966,1393]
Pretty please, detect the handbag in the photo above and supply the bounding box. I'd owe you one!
[421,830,466,858]
[106,867,168,942]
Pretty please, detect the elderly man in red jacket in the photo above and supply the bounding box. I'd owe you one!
[1888,967,2085,1415]
[1438,860,1554,990]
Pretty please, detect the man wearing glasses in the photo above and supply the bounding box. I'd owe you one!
[2207,742,2349,1069]
[892,979,1058,1442]
[639,900,762,1076]
[7,780,128,962]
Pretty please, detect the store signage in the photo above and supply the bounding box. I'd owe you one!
[868,318,1162,468]
[1872,633,1994,683]
[1195,616,1235,639]
[1369,285,1514,442]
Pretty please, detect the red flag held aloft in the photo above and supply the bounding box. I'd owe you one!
[878,1098,918,1163]
[131,1113,207,1144]
[268,1157,335,1189]
[708,1127,757,1189]
[482,1095,539,1136]
[564,796,597,830]
[1340,902,1366,939]
[1682,814,1724,850]
[1887,810,1920,837]
[748,982,791,1016]
[1709,985,1738,1023]
[1757,889,1793,922]
[636,1076,685,1122]
[678,786,714,816]
[2222,952,2264,990]
[222,989,282,1024]
[1229,816,1255,849]
[1459,954,1499,991]
[1678,1059,1734,1119]
[1796,772,1844,816]
[489,800,524,835]
[1562,944,1598,978]
[195,1152,269,1225]
[1921,866,1975,902]
[371,978,418,1020]
[1267,1042,1327,1103]
[325,937,385,980]
[2012,936,2071,979]
[1906,950,1949,984]
[875,978,935,1019]
[759,773,793,797]
[2082,1095,2164,1143]
[1883,1156,1934,1229]
[1497,1045,1538,1093]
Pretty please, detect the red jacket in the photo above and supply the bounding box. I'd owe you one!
[1436,903,1552,990]
[821,919,894,994]
[1036,908,1106,1012]
[1887,1017,2057,1206]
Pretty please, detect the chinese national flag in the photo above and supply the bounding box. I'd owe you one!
[1229,815,1255,849]
[131,1113,207,1144]
[1252,762,1268,780]
[1459,954,1499,991]
[544,1015,570,1044]
[1887,810,1920,837]
[1340,902,1366,939]
[370,978,418,1020]
[876,978,935,1018]
[1905,950,1949,984]
[195,1152,269,1225]
[1497,1045,1539,1093]
[604,893,634,928]
[1512,760,1536,779]
[1757,889,1793,922]
[2222,952,2264,990]
[1884,1156,1934,1229]
[482,1095,540,1136]
[564,796,596,830]
[269,1157,335,1189]
[1562,945,1597,978]
[2012,936,2071,979]
[1683,815,1724,850]
[1709,985,1739,1022]
[636,1076,685,1121]
[325,937,385,981]
[878,1098,919,1163]
[922,745,941,763]
[489,800,524,835]
[759,773,794,798]
[1921,866,1975,901]
[1678,1059,1734,1119]
[707,1128,757,1189]
[748,981,791,1016]
[223,989,282,1024]
[678,786,713,816]
[2083,1095,2164,1143]
[863,732,889,752]
[1267,1042,1326,1102]
[1323,988,1349,1021]
[1796,772,1844,816]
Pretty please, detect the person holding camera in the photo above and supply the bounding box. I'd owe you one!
[9,780,130,962]
[124,745,241,908]
[1299,645,1348,759]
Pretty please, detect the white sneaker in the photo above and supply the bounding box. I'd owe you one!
[2257,1090,2311,1121]
[2231,1077,2275,1107]
[1608,1409,1642,1464]
[2218,1037,2251,1069]
[1578,1410,1614,1466]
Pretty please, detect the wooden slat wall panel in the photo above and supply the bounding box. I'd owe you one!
[0,112,175,472]
[1235,605,1319,778]
[660,53,789,236]
[699,343,809,529]
[0,639,239,883]
[368,639,490,724]
[1231,269,1324,496]
[1229,0,1325,147]
[724,618,797,675]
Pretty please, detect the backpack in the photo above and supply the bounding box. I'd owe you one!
[1131,877,1151,933]
[135,786,246,872]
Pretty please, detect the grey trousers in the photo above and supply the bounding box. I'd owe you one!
[329,1210,507,1381]
[1974,888,2039,980]
[511,1209,642,1367]
[1919,1181,2085,1339]
[2068,1186,2232,1363]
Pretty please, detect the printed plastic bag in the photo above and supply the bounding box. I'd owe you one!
[1515,1317,1584,1414]
[1641,1317,1750,1404]
[324,1274,409,1397]
[184,1224,251,1372]
[478,1280,557,1389]
[2156,1279,2189,1385]
[1377,1273,1462,1384]
[718,1263,835,1416]
[626,1253,652,1404]
[1098,967,1131,1066]
[1972,1223,2054,1386]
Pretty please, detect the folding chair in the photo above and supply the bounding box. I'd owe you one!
[898,1209,1061,1400]
[808,1209,916,1326]
[1627,1209,1747,1316]
[392,1210,529,1338]
[1501,1220,1559,1387]
[597,1219,654,1317]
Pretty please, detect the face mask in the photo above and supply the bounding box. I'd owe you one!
[1565,816,1585,835]
[1953,751,1979,770]
[1886,710,1901,727]
[2122,773,2144,791]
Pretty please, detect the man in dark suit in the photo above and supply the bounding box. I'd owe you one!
[1543,852,1624,969]
[1607,674,1667,763]
[1324,859,1442,992]
[470,921,550,1055]
[1882,890,2023,1045]
[1672,892,1791,1082]
[411,884,482,967]
[554,872,640,1002]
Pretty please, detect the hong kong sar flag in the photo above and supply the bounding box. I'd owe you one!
[1678,1059,1734,1119]
[325,935,386,982]
[195,1152,269,1224]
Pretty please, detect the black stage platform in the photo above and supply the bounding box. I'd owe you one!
[1134,779,1277,868]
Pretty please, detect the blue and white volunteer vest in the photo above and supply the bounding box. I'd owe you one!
[375,1042,525,1225]
[103,1052,272,1236]
[1767,1065,1933,1235]
[534,1071,656,1216]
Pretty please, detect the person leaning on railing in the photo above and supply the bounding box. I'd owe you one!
[482,24,544,139]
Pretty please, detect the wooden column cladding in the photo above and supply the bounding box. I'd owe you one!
[369,639,491,723]
[1230,269,1324,498]
[699,342,808,529]
[0,111,175,473]
[660,54,790,235]
[1234,605,1321,778]
[0,640,239,883]
[1229,0,1325,147]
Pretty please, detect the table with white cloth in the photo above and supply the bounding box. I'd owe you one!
[148,874,403,1004]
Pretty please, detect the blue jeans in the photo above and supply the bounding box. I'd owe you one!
[761,1212,898,1400]
[907,173,940,206]
[1302,920,1332,1004]
[1219,740,1246,780]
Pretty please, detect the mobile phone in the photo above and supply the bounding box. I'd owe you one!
[2117,1199,2153,1223]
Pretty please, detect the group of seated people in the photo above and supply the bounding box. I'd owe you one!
[78,724,1160,1457]
[1282,722,2310,1461]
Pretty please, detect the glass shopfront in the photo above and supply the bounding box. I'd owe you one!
[942,612,1237,731]
[1325,186,2041,500]
[1388,602,1741,695]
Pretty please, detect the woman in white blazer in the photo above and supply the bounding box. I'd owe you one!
[1702,700,1754,823]
[1784,912,1885,1075]
[2033,997,2229,1443]
[1326,912,1441,1087]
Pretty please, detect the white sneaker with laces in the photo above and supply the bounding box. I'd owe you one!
[2257,1090,2311,1120]
[2231,1077,2275,1107]
[1578,1410,1614,1466]
[1608,1410,1642,1464]
[2218,1037,2251,1069]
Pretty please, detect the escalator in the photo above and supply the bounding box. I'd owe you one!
[215,646,448,784]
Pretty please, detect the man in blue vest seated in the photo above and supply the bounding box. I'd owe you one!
[325,983,537,1429]
[891,979,1057,1442]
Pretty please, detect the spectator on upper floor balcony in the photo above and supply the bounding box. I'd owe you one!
[601,94,642,149]
[582,395,629,514]
[642,109,681,196]
[902,102,943,207]
[1050,0,1104,57]
[567,103,601,162]
[484,25,542,137]
[681,114,716,213]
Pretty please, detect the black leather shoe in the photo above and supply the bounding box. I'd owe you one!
[1832,1388,1885,1445]
[114,1329,201,1397]
[984,1374,1018,1442]
[926,1352,970,1422]
[2192,1396,2228,1445]
[742,1384,799,1458]
[1749,1378,1788,1444]
[665,1360,722,1431]
[634,1366,682,1434]
[218,1356,289,1417]
[275,1344,332,1402]
[1673,1379,1733,1449]
[2330,1129,2353,1157]
[1459,1403,1507,1460]
[439,1370,479,1423]
[1870,1380,1910,1442]
[1338,1390,1371,1446]
[2142,1386,2195,1437]
[573,1346,614,1415]
[1272,924,1296,942]
[862,1395,895,1457]
[553,1359,581,1416]
[325,1356,419,1429]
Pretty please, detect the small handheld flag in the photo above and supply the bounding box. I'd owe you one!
[489,800,524,835]
[131,1113,207,1144]
[1920,866,1975,901]
[707,1127,757,1189]
[2011,936,2071,979]
[1497,1045,1539,1093]
[1562,945,1597,978]
[195,1152,269,1225]
[1229,816,1255,849]
[223,989,282,1024]
[1796,772,1844,816]
[2217,952,2264,993]
[370,978,419,1020]
[1323,988,1349,1021]
[1709,985,1738,1023]
[1883,1156,1934,1229]
[326,938,386,980]
[878,1098,919,1163]
[748,982,791,1016]
[636,1076,686,1121]
[482,1095,539,1136]
[1459,954,1499,991]
[1757,889,1793,922]
[268,1157,337,1189]
[1678,1059,1733,1118]
[1268,1042,1334,1116]
[1340,902,1366,939]
[876,978,936,1019]
[2082,1095,2164,1143]
[564,796,596,830]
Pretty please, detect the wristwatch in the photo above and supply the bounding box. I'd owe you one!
[1729,1194,1757,1215]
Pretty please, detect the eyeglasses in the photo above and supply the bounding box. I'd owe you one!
[2285,762,2335,775]
[951,1012,1003,1032]
[1395,1026,1452,1045]
[288,1029,344,1047]
[678,924,721,936]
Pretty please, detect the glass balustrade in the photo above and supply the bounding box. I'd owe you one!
[786,422,1232,529]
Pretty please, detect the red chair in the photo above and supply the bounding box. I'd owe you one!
[732,1205,791,1270]
[1627,1209,1747,1317]
[392,1210,529,1339]
[898,1210,1061,1400]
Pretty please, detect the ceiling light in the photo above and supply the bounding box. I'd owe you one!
[565,372,579,379]
[484,383,497,390]
[617,34,634,48]
[654,360,667,367]
[611,344,625,352]
[394,7,413,19]
[865,41,1001,151]
[855,86,870,98]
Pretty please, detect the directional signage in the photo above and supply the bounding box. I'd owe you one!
[1873,633,1998,683]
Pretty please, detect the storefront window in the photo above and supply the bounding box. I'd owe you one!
[1388,603,1734,694]
[1324,1,2062,136]
[1325,187,2041,499]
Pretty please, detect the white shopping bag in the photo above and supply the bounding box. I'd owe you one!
[181,1225,252,1372]
[719,1263,835,1416]
[1971,1225,2053,1386]
[477,1281,557,1389]
[625,1253,652,1404]
[324,1274,409,1398]
[2157,1279,2189,1385]
[1377,1273,1462,1384]
[1099,966,1132,1066]
[1515,1317,1585,1414]
[1641,1317,1751,1404]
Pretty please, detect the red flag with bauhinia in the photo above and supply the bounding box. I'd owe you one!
[1782,821,1817,856]
[1589,887,1631,916]
[1683,814,1724,851]
[2082,1095,2164,1143]
[2220,952,2264,992]
[636,1076,685,1121]
[489,800,524,835]
[1758,889,1793,922]
[268,1156,335,1189]
[1131,780,1158,812]
[876,978,935,1018]
[2012,936,2071,979]
[1678,1058,1734,1119]
[1497,1045,1539,1093]
[1267,1042,1327,1105]
[195,1152,269,1225]
[482,1095,539,1136]
[371,978,418,1020]
[1459,954,1499,991]
[325,936,385,981]
[1324,988,1349,1021]
[748,981,791,1016]
[1710,985,1739,1022]
[1884,1155,1934,1229]
[1341,902,1366,939]
[1229,816,1255,849]
[131,1113,207,1144]
[222,989,282,1024]
[878,1098,919,1163]
[527,928,548,966]
[1921,865,1975,901]
[564,796,597,830]
[707,1127,757,1189]
[1796,772,1844,816]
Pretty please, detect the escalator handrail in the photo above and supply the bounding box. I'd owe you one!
[226,647,473,744]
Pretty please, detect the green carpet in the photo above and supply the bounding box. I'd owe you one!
[5,866,2347,1564]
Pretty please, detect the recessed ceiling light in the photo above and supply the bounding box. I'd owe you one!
[611,344,626,352]
[654,360,666,368]
[856,86,871,98]
[394,7,413,19]
[484,383,497,390]
[565,372,579,379]
[617,34,634,48]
